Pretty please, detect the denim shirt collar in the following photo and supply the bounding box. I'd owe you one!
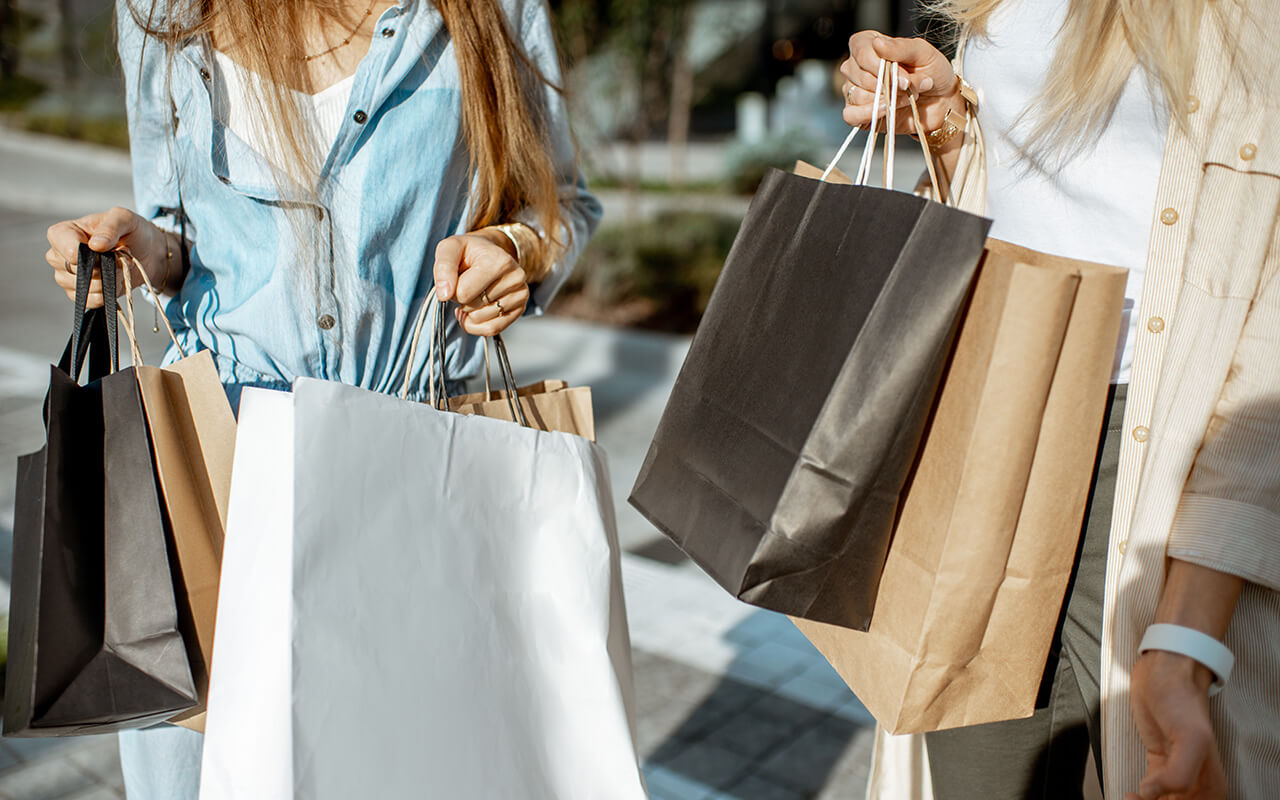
[171,1,436,205]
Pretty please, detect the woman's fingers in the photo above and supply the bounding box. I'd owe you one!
[51,266,109,308]
[458,266,527,313]
[432,237,466,301]
[47,217,95,267]
[457,282,530,326]
[841,31,889,91]
[432,231,531,336]
[454,255,524,309]
[85,206,142,252]
[872,35,956,98]
[46,209,146,305]
[435,233,527,302]
[841,97,917,134]
[841,32,954,101]
[456,287,528,336]
[870,35,936,70]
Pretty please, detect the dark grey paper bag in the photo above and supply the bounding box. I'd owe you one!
[5,247,197,737]
[629,167,990,630]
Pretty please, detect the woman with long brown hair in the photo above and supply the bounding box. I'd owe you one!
[42,0,600,795]
[840,0,1279,798]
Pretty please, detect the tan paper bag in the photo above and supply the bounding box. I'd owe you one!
[116,258,237,733]
[135,350,236,733]
[450,380,595,441]
[787,164,1126,733]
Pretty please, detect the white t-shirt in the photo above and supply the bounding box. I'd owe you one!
[963,0,1168,384]
[213,50,355,171]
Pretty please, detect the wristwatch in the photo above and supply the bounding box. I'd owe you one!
[925,77,978,150]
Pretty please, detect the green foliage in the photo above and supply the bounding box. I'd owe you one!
[563,211,742,332]
[723,133,826,195]
[0,72,44,110]
[18,112,130,149]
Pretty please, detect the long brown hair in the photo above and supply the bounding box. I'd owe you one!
[125,0,565,257]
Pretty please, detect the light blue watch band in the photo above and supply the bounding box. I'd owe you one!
[1139,623,1234,697]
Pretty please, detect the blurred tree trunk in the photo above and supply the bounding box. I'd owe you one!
[665,7,693,187]
[58,0,77,86]
[58,0,81,135]
[0,0,17,79]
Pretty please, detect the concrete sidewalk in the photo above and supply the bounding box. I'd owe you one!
[0,128,875,799]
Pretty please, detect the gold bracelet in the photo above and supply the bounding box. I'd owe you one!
[920,76,978,149]
[159,236,173,294]
[926,107,967,150]
[495,222,550,282]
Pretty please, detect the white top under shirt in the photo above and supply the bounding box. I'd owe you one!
[963,0,1168,384]
[213,50,355,171]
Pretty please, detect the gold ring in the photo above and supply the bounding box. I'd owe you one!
[495,298,505,315]
[845,84,856,105]
[64,259,73,274]
[481,290,492,305]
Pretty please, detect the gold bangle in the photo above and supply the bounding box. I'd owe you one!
[158,233,173,294]
[495,222,550,282]
[494,223,526,265]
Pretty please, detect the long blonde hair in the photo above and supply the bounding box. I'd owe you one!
[930,0,1229,158]
[124,0,565,256]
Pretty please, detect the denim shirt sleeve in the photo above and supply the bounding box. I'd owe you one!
[510,0,604,313]
[117,1,186,238]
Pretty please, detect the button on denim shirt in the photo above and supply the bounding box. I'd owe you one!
[116,0,601,400]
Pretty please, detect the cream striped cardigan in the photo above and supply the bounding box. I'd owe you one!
[1103,5,1280,796]
[873,3,1280,798]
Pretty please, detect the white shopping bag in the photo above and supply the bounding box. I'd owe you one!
[201,380,646,800]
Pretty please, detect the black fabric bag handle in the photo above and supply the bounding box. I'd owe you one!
[66,244,119,381]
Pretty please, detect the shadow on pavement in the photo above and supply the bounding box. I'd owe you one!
[642,614,872,800]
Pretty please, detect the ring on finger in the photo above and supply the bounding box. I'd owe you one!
[481,290,492,305]
[494,298,505,315]
[64,259,73,275]
[844,84,857,105]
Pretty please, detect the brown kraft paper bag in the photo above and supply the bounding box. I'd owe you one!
[132,343,236,733]
[450,380,595,441]
[789,167,1127,733]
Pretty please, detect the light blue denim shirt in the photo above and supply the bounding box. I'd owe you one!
[117,0,601,400]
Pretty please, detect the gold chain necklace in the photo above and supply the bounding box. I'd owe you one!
[302,0,376,62]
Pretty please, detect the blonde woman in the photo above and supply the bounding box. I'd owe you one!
[42,0,599,796]
[841,0,1279,798]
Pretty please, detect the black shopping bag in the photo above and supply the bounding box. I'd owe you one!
[630,166,991,630]
[5,246,196,737]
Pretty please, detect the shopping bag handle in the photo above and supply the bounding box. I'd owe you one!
[401,288,450,408]
[492,335,530,427]
[821,58,942,201]
[400,289,530,427]
[47,246,117,428]
[67,244,118,381]
[114,249,186,366]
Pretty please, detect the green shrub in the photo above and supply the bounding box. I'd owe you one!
[19,113,130,149]
[723,132,825,195]
[562,211,743,332]
[0,74,46,112]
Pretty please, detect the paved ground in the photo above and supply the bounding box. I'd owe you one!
[0,128,876,799]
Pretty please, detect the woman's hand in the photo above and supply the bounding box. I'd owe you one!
[1125,559,1241,800]
[840,31,963,135]
[1125,651,1227,800]
[433,229,530,337]
[45,207,170,308]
